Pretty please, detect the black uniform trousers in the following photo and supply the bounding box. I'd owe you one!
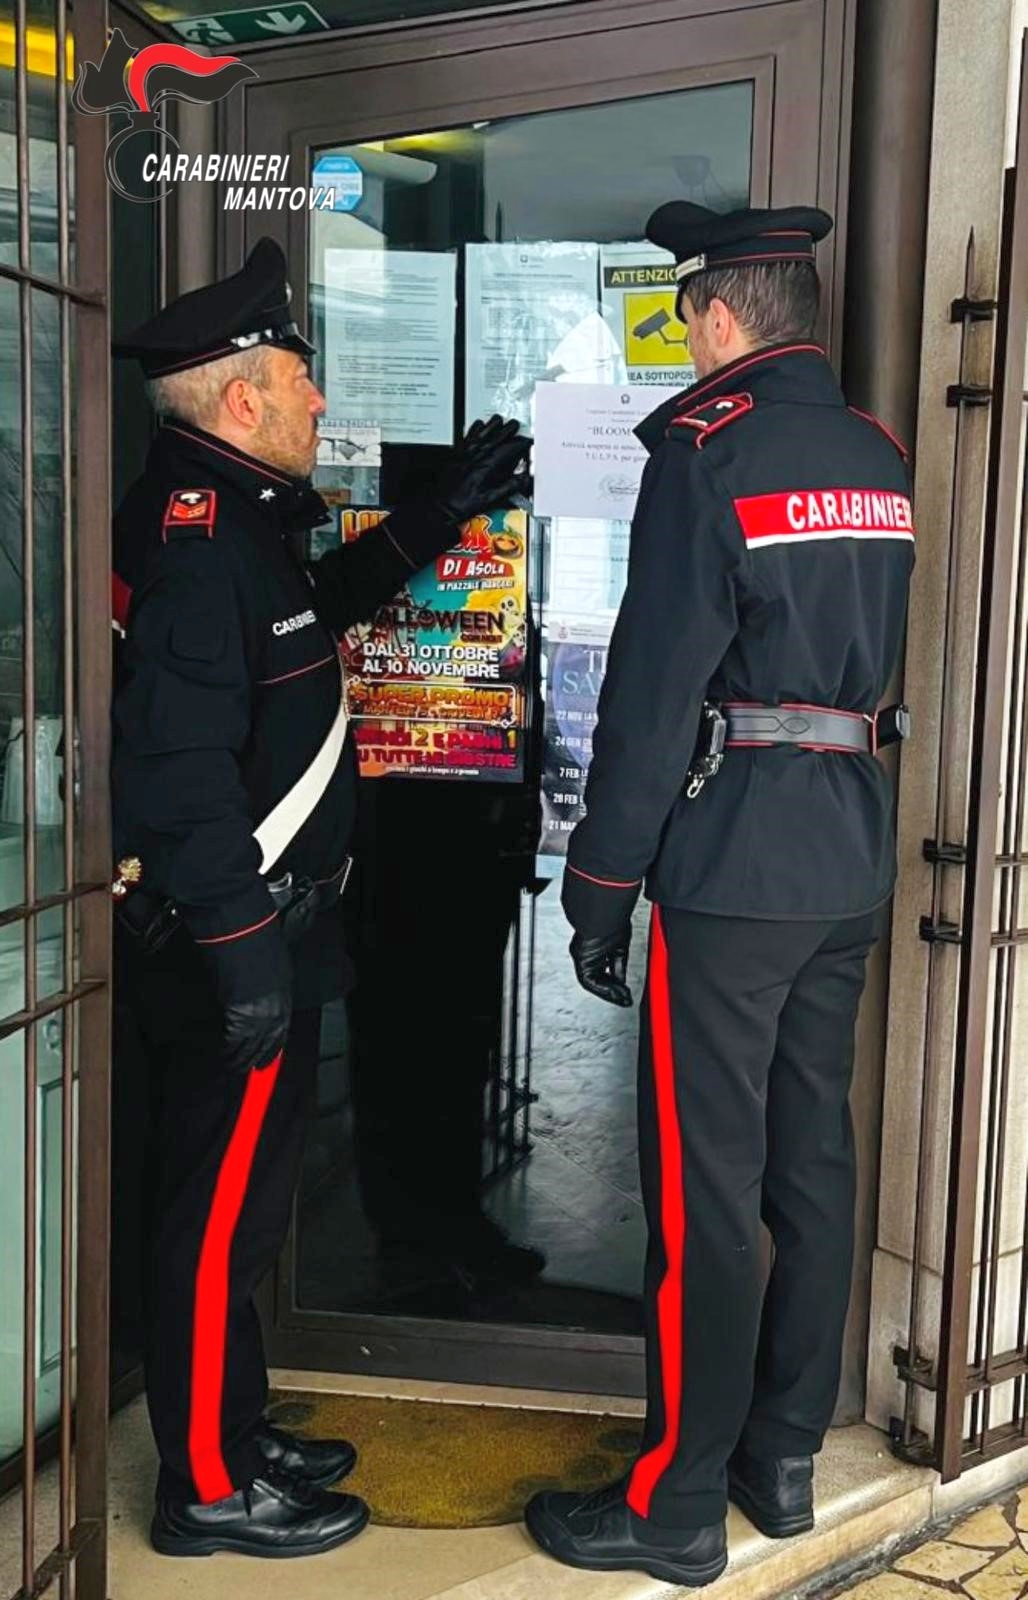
[124,929,321,1505]
[628,904,881,1531]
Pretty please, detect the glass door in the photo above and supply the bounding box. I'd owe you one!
[239,0,850,1393]
[298,83,752,1331]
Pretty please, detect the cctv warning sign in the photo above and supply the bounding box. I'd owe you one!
[601,242,696,386]
[622,289,692,371]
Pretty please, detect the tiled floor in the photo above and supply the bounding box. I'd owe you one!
[817,1492,1028,1600]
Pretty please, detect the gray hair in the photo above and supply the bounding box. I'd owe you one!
[145,345,272,429]
[682,260,820,346]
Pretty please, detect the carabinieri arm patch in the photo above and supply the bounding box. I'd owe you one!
[162,488,218,541]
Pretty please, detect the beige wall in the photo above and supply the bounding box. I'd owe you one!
[866,0,1023,1443]
[1008,2,1028,162]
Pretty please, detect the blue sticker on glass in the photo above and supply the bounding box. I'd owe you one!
[312,153,364,214]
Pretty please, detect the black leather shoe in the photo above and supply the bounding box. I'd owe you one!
[524,1479,727,1587]
[727,1448,814,1538]
[257,1421,357,1488]
[150,1465,370,1559]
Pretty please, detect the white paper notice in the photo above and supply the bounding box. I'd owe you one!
[533,381,682,522]
[323,250,456,445]
[547,517,630,624]
[464,242,614,430]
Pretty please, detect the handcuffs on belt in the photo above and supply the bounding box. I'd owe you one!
[685,704,728,800]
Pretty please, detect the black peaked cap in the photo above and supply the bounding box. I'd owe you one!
[645,203,834,286]
[113,237,315,378]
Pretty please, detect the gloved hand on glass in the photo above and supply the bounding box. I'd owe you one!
[433,415,532,524]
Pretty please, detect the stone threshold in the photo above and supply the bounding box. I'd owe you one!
[6,1370,1028,1600]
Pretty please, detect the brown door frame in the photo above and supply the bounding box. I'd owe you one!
[216,0,855,1393]
[222,0,852,360]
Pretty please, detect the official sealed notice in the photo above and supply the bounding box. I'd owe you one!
[533,381,681,521]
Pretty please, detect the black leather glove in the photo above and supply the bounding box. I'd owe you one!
[197,915,293,1074]
[221,990,292,1075]
[434,416,532,524]
[570,927,633,1007]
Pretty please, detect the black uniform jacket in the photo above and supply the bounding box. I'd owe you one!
[563,343,915,939]
[112,422,455,996]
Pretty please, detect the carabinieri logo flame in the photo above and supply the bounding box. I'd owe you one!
[72,28,257,202]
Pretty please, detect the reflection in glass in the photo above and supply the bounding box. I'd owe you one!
[32,288,66,997]
[0,3,74,276]
[0,276,25,914]
[0,1027,27,1464]
[26,0,60,278]
[0,1023,68,1463]
[0,1017,73,1469]
[297,84,753,1336]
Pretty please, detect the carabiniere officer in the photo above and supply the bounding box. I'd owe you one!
[110,238,530,1560]
[523,204,914,1586]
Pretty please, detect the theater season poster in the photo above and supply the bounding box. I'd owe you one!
[338,508,529,781]
[540,625,610,855]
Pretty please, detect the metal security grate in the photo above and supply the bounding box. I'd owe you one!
[0,0,112,1594]
[893,32,1028,1484]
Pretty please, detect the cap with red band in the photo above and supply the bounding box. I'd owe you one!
[645,202,834,288]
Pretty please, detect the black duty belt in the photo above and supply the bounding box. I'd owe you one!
[116,855,353,958]
[724,702,911,755]
[685,701,910,799]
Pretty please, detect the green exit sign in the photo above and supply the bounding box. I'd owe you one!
[171,2,329,45]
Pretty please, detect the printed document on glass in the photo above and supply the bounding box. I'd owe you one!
[464,242,617,431]
[533,380,681,522]
[323,249,456,445]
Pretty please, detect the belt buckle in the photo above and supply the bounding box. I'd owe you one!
[866,712,879,758]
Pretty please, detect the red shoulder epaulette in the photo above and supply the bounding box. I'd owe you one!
[847,406,909,463]
[161,488,218,543]
[667,392,754,449]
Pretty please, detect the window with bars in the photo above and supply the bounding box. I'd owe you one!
[0,0,112,1597]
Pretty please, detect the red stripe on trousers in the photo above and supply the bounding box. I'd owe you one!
[628,908,687,1518]
[188,1053,282,1503]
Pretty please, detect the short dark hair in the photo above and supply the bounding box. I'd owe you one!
[681,260,820,345]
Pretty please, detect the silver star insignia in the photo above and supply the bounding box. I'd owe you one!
[259,487,276,502]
